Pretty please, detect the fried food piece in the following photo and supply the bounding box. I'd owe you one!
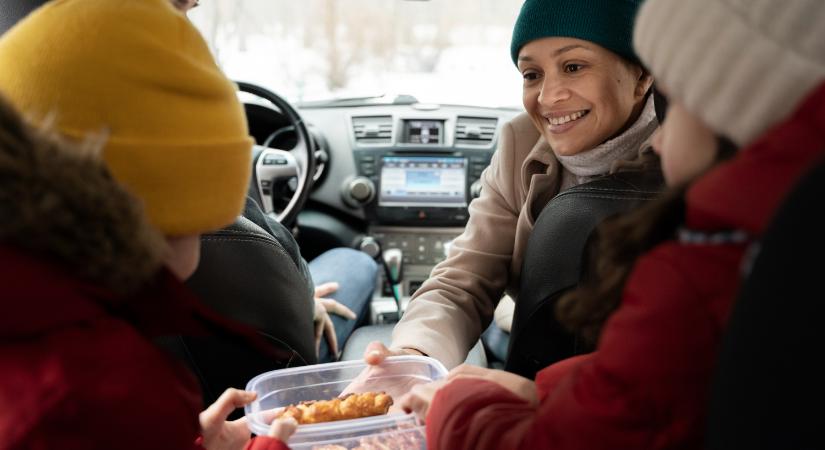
[277,392,393,425]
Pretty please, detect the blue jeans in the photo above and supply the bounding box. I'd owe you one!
[481,322,510,364]
[309,248,378,363]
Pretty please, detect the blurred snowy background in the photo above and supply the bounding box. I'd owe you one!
[189,0,525,109]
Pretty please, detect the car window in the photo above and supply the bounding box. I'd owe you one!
[188,0,525,109]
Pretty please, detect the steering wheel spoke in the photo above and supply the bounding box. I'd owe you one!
[238,81,315,225]
[255,147,301,214]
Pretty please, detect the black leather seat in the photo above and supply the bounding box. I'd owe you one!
[707,159,825,450]
[0,0,42,35]
[178,199,316,407]
[506,169,664,379]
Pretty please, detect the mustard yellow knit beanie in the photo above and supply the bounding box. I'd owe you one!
[0,0,253,235]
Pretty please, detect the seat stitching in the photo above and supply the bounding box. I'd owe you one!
[557,187,662,195]
[200,237,291,260]
[552,194,659,202]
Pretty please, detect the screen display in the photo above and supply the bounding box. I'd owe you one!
[379,156,467,207]
[404,120,443,145]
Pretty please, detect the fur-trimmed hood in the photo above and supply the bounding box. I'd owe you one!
[0,98,167,296]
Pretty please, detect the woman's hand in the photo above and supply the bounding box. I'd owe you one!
[363,341,424,366]
[199,388,257,450]
[447,364,538,406]
[313,282,357,359]
[335,342,426,413]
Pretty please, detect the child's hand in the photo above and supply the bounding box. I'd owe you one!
[267,417,298,441]
[199,388,257,450]
[448,364,538,406]
[399,365,538,423]
[398,379,449,422]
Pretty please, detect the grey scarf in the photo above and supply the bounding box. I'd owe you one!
[556,95,658,189]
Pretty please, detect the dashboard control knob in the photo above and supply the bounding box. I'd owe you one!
[358,236,382,259]
[349,177,375,202]
[343,176,375,207]
[470,180,483,199]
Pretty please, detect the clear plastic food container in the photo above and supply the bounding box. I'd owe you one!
[245,355,447,449]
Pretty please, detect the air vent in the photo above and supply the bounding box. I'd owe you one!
[352,116,393,145]
[455,117,497,146]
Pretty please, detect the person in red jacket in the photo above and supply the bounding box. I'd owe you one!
[0,0,294,448]
[399,0,825,449]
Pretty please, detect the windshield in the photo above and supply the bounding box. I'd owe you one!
[189,0,525,109]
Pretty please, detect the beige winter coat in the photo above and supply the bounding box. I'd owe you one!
[392,103,658,368]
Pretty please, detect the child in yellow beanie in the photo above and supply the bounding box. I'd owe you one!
[0,0,252,237]
[0,0,293,448]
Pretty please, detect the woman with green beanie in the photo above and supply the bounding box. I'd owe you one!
[366,0,658,369]
[0,0,295,448]
[395,0,825,449]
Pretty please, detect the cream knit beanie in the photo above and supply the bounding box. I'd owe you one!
[634,0,825,146]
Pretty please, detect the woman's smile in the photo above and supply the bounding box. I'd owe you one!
[544,109,590,134]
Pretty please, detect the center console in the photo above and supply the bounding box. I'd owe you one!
[343,114,500,323]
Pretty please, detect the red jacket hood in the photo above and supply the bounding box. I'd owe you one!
[686,82,825,235]
[0,246,292,363]
[0,246,211,338]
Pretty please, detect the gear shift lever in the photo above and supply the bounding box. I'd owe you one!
[382,248,403,315]
[358,237,404,318]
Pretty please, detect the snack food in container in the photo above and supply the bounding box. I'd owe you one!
[245,355,447,449]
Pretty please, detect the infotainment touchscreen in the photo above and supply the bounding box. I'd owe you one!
[379,156,467,207]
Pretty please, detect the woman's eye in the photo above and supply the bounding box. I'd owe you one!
[522,71,540,81]
[564,64,583,73]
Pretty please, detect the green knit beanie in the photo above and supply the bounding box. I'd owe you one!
[510,0,644,66]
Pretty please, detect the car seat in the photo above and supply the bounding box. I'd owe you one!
[506,167,664,379]
[707,158,825,450]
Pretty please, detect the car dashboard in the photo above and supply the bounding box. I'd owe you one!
[244,99,522,321]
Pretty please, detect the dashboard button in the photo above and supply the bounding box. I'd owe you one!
[263,155,288,165]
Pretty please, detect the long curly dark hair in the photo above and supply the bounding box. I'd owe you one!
[556,136,738,346]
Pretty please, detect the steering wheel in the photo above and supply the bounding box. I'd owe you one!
[237,81,316,225]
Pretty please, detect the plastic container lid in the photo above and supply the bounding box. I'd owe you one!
[245,355,447,446]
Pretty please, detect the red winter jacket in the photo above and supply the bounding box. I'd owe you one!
[0,249,289,450]
[425,82,825,450]
[0,126,289,449]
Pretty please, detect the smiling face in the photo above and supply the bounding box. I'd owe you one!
[518,37,652,156]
